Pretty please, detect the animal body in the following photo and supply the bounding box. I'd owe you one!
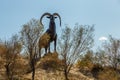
[39,12,61,56]
[38,33,50,57]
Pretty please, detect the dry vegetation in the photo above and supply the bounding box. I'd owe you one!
[1,43,120,80]
[0,19,120,80]
[0,52,94,80]
[76,50,120,80]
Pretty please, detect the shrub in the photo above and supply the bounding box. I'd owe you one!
[91,64,103,78]
[39,53,64,72]
[98,68,120,80]
[76,51,94,76]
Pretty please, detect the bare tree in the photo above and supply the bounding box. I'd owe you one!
[103,35,120,70]
[20,19,43,80]
[58,24,94,80]
[4,34,22,80]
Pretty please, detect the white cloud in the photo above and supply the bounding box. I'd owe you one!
[99,36,108,41]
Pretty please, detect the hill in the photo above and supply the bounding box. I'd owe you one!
[0,52,94,80]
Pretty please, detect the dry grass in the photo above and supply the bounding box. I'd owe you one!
[37,52,64,71]
[22,68,94,80]
[97,68,120,80]
[0,52,94,80]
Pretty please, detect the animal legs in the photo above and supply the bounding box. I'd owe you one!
[54,34,57,52]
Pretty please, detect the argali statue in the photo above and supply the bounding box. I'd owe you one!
[38,12,61,57]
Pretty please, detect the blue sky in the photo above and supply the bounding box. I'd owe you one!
[0,0,120,49]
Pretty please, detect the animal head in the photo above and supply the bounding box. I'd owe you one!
[40,12,61,26]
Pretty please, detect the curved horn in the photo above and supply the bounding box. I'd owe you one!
[53,13,61,26]
[40,12,51,26]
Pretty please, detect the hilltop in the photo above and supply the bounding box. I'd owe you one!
[0,52,94,80]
